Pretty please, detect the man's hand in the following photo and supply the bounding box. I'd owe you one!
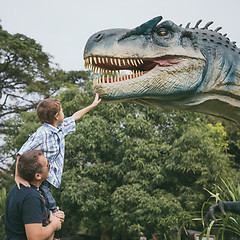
[91,93,101,107]
[49,211,62,231]
[15,174,30,189]
[53,207,65,223]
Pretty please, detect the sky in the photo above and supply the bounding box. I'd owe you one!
[0,0,240,72]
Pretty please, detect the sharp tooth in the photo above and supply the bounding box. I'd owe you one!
[94,57,97,64]
[141,71,144,76]
[85,58,89,64]
[111,75,113,82]
[132,70,135,77]
[114,58,117,65]
[118,59,121,66]
[130,59,134,66]
[102,75,105,83]
[137,59,141,65]
[127,59,130,65]
[114,75,117,82]
[117,73,119,82]
[89,57,93,65]
[140,59,144,64]
[122,59,126,66]
[102,58,105,64]
[110,58,113,65]
[98,57,101,64]
[107,75,109,83]
[106,58,109,63]
[134,60,138,67]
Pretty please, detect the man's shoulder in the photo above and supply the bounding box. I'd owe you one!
[7,184,40,203]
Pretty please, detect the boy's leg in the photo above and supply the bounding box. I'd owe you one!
[40,180,58,213]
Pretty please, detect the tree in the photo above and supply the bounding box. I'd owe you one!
[3,81,233,239]
[58,100,234,239]
[0,23,92,135]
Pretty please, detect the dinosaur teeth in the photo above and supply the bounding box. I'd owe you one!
[84,56,144,68]
[85,56,145,85]
[92,70,145,86]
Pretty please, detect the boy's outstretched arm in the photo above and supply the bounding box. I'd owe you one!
[72,93,101,121]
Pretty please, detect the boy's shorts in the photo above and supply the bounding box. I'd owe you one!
[40,180,58,213]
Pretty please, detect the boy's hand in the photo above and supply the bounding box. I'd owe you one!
[72,93,101,121]
[15,174,30,189]
[91,93,101,107]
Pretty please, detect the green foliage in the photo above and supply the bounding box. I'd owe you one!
[1,74,237,239]
[0,187,7,240]
[200,178,240,239]
[0,23,91,137]
[54,87,233,239]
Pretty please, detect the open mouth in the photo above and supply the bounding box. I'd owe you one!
[84,56,182,85]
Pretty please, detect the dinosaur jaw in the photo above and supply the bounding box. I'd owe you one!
[85,55,206,101]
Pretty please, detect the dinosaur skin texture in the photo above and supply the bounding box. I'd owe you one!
[84,16,240,124]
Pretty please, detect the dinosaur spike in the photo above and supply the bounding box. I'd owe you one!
[119,16,163,41]
[186,22,191,28]
[203,21,214,29]
[214,27,222,32]
[179,24,183,27]
[194,20,202,28]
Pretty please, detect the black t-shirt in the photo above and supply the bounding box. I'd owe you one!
[5,184,49,240]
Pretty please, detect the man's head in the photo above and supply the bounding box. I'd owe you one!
[18,150,50,183]
[37,98,62,124]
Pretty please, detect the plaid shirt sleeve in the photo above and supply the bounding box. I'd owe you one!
[18,130,43,155]
[61,117,76,137]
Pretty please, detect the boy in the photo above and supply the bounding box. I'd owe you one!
[15,93,101,212]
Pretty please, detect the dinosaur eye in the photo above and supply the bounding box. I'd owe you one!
[159,31,168,36]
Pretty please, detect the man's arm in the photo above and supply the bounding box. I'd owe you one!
[15,154,30,189]
[25,212,61,240]
[72,93,101,121]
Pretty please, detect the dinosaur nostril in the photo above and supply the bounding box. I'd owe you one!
[94,33,103,42]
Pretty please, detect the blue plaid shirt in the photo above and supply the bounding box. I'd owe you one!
[18,117,76,188]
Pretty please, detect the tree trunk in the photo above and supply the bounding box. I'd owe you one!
[121,229,127,240]
[101,229,111,240]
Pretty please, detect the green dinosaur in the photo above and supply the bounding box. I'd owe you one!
[83,16,240,124]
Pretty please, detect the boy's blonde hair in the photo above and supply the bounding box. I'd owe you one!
[37,98,61,124]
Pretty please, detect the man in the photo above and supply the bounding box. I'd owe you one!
[5,150,64,240]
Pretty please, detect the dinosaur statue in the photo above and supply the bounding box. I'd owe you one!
[83,16,240,222]
[83,16,240,125]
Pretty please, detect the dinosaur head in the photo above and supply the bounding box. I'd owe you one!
[84,16,240,123]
